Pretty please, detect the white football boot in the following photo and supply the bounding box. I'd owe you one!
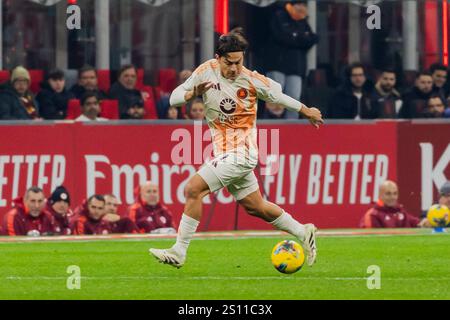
[149,248,185,269]
[302,224,318,266]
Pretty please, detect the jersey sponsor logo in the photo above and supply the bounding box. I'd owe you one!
[237,88,248,99]
[212,83,221,91]
[220,98,237,115]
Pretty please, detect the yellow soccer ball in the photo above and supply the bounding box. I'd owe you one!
[427,204,450,227]
[271,240,305,274]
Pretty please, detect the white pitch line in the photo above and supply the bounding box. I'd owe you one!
[4,275,450,281]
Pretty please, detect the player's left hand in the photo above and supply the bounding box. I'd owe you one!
[301,107,324,129]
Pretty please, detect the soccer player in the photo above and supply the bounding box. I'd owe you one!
[150,28,324,268]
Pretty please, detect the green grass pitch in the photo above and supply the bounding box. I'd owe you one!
[0,230,449,300]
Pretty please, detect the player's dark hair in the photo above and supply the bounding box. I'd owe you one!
[78,65,97,78]
[429,63,448,75]
[380,67,396,76]
[80,91,99,106]
[88,194,105,205]
[215,27,249,57]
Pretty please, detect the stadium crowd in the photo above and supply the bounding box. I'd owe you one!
[0,61,449,122]
[0,184,176,237]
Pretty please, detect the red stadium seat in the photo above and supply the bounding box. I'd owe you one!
[158,68,177,95]
[141,86,158,119]
[100,99,119,120]
[136,68,145,90]
[0,70,10,84]
[97,69,111,93]
[66,99,81,120]
[29,69,44,94]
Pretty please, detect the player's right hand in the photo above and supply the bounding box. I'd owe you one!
[193,82,214,97]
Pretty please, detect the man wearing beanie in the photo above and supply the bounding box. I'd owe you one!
[438,181,450,209]
[0,66,40,120]
[45,186,74,235]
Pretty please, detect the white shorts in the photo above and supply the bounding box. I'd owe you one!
[198,154,259,201]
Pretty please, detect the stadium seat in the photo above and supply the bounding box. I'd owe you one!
[403,70,418,89]
[158,68,177,95]
[65,69,79,90]
[97,69,111,93]
[29,69,44,94]
[136,68,145,90]
[141,86,158,119]
[0,70,10,84]
[66,99,81,120]
[100,99,119,120]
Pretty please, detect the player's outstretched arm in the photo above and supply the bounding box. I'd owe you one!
[170,81,214,107]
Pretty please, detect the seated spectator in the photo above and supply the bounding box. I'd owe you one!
[45,186,73,235]
[188,98,205,121]
[360,180,428,228]
[36,69,73,120]
[260,102,286,119]
[429,63,448,98]
[70,65,108,100]
[109,64,146,119]
[424,95,446,118]
[103,194,138,233]
[71,195,112,235]
[157,69,192,119]
[328,63,373,119]
[0,66,40,120]
[370,68,402,118]
[1,187,53,236]
[399,72,434,118]
[128,182,176,234]
[438,181,450,208]
[166,105,179,120]
[75,91,108,122]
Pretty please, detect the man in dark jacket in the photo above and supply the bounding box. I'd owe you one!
[399,72,434,118]
[70,65,108,100]
[0,66,40,120]
[265,1,318,119]
[328,63,374,119]
[45,186,73,235]
[36,69,73,120]
[109,64,146,119]
[369,68,402,118]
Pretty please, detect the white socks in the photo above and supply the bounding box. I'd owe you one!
[172,214,200,257]
[270,210,306,241]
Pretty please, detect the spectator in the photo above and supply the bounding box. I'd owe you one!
[360,180,428,228]
[438,181,450,208]
[0,66,40,120]
[109,64,146,119]
[399,72,434,118]
[429,63,448,98]
[45,186,73,235]
[128,182,176,234]
[75,91,108,122]
[1,187,53,236]
[264,1,318,119]
[36,69,73,120]
[424,95,446,118]
[158,69,193,119]
[370,68,402,118]
[70,65,108,100]
[328,63,373,119]
[71,195,112,235]
[166,105,179,120]
[260,102,287,119]
[103,194,138,233]
[188,98,205,121]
